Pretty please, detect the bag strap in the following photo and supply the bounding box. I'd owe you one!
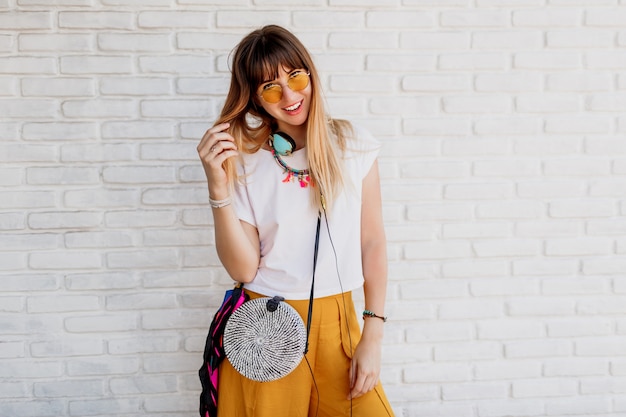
[305,212,322,354]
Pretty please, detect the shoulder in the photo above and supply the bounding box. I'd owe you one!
[337,123,380,180]
[342,123,380,157]
[350,123,379,148]
[235,149,263,171]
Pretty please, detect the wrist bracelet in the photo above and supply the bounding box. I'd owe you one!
[363,309,387,322]
[209,196,231,209]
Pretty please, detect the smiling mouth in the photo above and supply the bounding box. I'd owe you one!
[284,101,302,112]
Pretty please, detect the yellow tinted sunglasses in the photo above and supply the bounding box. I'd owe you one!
[258,70,310,104]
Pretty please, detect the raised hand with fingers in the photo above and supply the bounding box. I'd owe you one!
[197,122,239,200]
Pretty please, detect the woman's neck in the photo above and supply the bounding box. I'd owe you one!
[276,125,307,150]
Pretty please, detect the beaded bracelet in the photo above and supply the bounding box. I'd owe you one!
[209,196,231,209]
[363,309,387,322]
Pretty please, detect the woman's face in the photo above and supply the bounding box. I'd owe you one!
[255,66,312,134]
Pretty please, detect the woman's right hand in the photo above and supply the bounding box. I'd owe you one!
[197,122,238,199]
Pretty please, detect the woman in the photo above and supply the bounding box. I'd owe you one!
[197,25,394,417]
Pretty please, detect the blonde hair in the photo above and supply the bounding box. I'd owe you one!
[214,25,352,211]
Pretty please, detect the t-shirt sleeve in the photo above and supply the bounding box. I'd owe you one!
[348,124,380,180]
[232,161,257,227]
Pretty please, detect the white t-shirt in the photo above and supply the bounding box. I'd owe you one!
[233,124,379,300]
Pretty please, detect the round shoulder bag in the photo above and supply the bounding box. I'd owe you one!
[223,295,307,382]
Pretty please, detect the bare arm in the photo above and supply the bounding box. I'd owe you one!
[349,159,388,399]
[361,159,388,338]
[197,123,260,282]
[213,208,260,283]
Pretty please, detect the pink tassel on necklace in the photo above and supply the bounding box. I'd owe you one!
[282,172,293,183]
[297,173,311,188]
[270,147,312,188]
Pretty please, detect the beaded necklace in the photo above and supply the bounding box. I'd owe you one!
[269,138,312,188]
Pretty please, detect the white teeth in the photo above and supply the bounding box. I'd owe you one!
[285,101,301,111]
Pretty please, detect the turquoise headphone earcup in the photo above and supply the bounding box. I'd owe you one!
[272,132,296,156]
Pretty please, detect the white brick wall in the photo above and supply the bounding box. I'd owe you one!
[2,1,626,416]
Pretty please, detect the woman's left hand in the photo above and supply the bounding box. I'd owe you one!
[348,334,382,399]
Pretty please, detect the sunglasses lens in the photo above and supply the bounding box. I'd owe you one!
[261,86,282,103]
[288,72,310,92]
[259,72,310,103]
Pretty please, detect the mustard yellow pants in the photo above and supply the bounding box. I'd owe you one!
[217,290,395,417]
